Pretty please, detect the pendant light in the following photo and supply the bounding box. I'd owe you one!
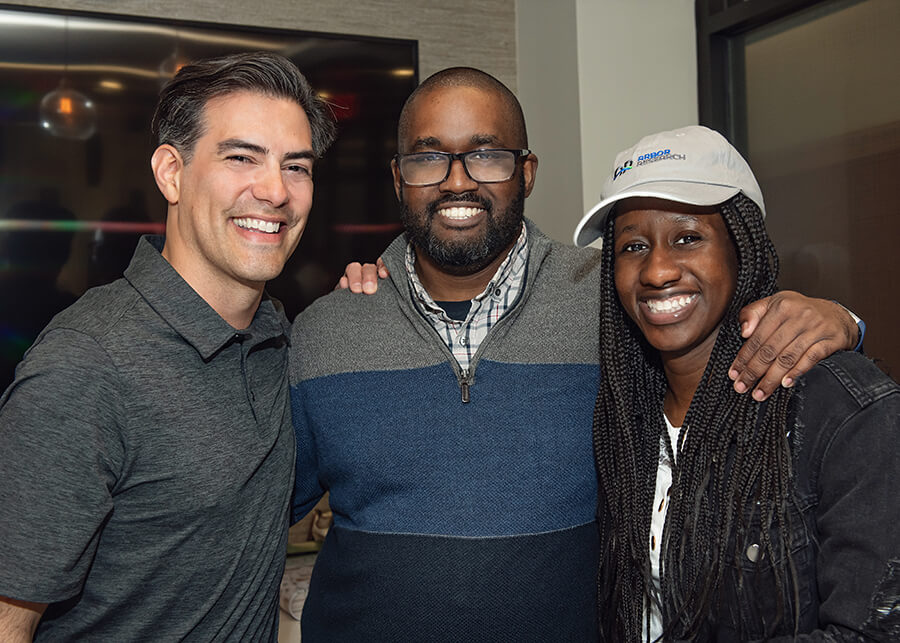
[39,15,97,140]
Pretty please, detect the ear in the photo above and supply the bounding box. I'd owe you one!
[522,153,538,198]
[390,157,403,202]
[151,144,183,205]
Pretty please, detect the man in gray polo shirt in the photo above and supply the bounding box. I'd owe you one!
[0,52,335,641]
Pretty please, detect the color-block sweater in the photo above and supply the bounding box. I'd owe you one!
[290,220,603,641]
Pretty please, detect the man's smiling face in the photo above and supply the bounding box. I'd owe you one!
[392,85,536,275]
[162,90,315,294]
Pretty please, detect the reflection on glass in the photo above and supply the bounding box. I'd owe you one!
[0,7,417,390]
[741,0,900,377]
[39,83,97,139]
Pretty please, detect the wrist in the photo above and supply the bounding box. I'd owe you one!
[834,301,864,351]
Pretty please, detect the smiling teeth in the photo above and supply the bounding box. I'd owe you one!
[234,218,281,234]
[440,206,482,220]
[647,295,696,314]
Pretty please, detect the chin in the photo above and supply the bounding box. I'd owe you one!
[642,329,695,355]
[235,263,287,285]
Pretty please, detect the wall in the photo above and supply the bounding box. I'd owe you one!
[517,0,698,243]
[575,0,698,220]
[515,1,583,244]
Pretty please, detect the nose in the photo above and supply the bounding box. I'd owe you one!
[252,162,289,207]
[439,158,478,194]
[641,245,681,288]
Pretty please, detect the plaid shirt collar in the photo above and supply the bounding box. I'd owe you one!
[404,223,529,372]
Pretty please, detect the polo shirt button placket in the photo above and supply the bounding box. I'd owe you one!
[234,333,258,419]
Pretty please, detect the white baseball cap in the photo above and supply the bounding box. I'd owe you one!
[573,125,765,247]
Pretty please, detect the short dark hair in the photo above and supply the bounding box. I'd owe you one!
[397,67,527,150]
[151,51,336,162]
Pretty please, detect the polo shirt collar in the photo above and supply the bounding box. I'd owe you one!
[124,236,290,359]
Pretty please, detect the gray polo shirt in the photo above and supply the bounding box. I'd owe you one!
[0,236,294,641]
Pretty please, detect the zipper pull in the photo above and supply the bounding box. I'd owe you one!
[460,378,471,403]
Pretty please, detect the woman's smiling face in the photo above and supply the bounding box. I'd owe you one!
[613,197,738,363]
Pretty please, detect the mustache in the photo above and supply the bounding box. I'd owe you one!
[425,193,492,217]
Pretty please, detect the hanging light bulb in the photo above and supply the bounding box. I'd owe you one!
[39,80,97,140]
[39,15,97,140]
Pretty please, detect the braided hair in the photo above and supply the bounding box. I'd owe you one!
[594,193,798,641]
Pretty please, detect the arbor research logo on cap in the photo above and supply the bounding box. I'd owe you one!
[573,125,765,247]
[614,160,633,180]
[614,149,687,181]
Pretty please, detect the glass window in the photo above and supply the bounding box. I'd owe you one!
[0,7,417,388]
[698,0,900,376]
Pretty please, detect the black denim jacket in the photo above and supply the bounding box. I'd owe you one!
[703,351,900,642]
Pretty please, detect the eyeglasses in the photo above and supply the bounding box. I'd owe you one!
[394,148,531,186]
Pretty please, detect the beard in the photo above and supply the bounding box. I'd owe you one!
[399,173,526,276]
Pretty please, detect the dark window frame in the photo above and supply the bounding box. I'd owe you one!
[695,0,829,156]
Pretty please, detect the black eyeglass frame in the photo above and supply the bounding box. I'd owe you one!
[393,148,532,186]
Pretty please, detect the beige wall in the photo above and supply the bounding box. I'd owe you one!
[6,0,517,89]
[517,0,698,243]
[574,0,698,236]
[515,1,583,244]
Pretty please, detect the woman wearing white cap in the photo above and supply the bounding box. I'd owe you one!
[574,126,900,641]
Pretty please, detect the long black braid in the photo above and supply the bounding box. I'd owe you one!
[594,194,798,641]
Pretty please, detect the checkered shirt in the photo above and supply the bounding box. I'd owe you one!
[404,224,528,374]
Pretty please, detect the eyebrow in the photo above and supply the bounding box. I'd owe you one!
[409,136,441,151]
[617,213,709,235]
[217,139,266,156]
[669,214,706,225]
[408,133,501,152]
[617,223,641,235]
[217,138,315,162]
[284,150,316,162]
[470,133,499,146]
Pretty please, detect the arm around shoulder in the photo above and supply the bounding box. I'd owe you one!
[731,292,860,401]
